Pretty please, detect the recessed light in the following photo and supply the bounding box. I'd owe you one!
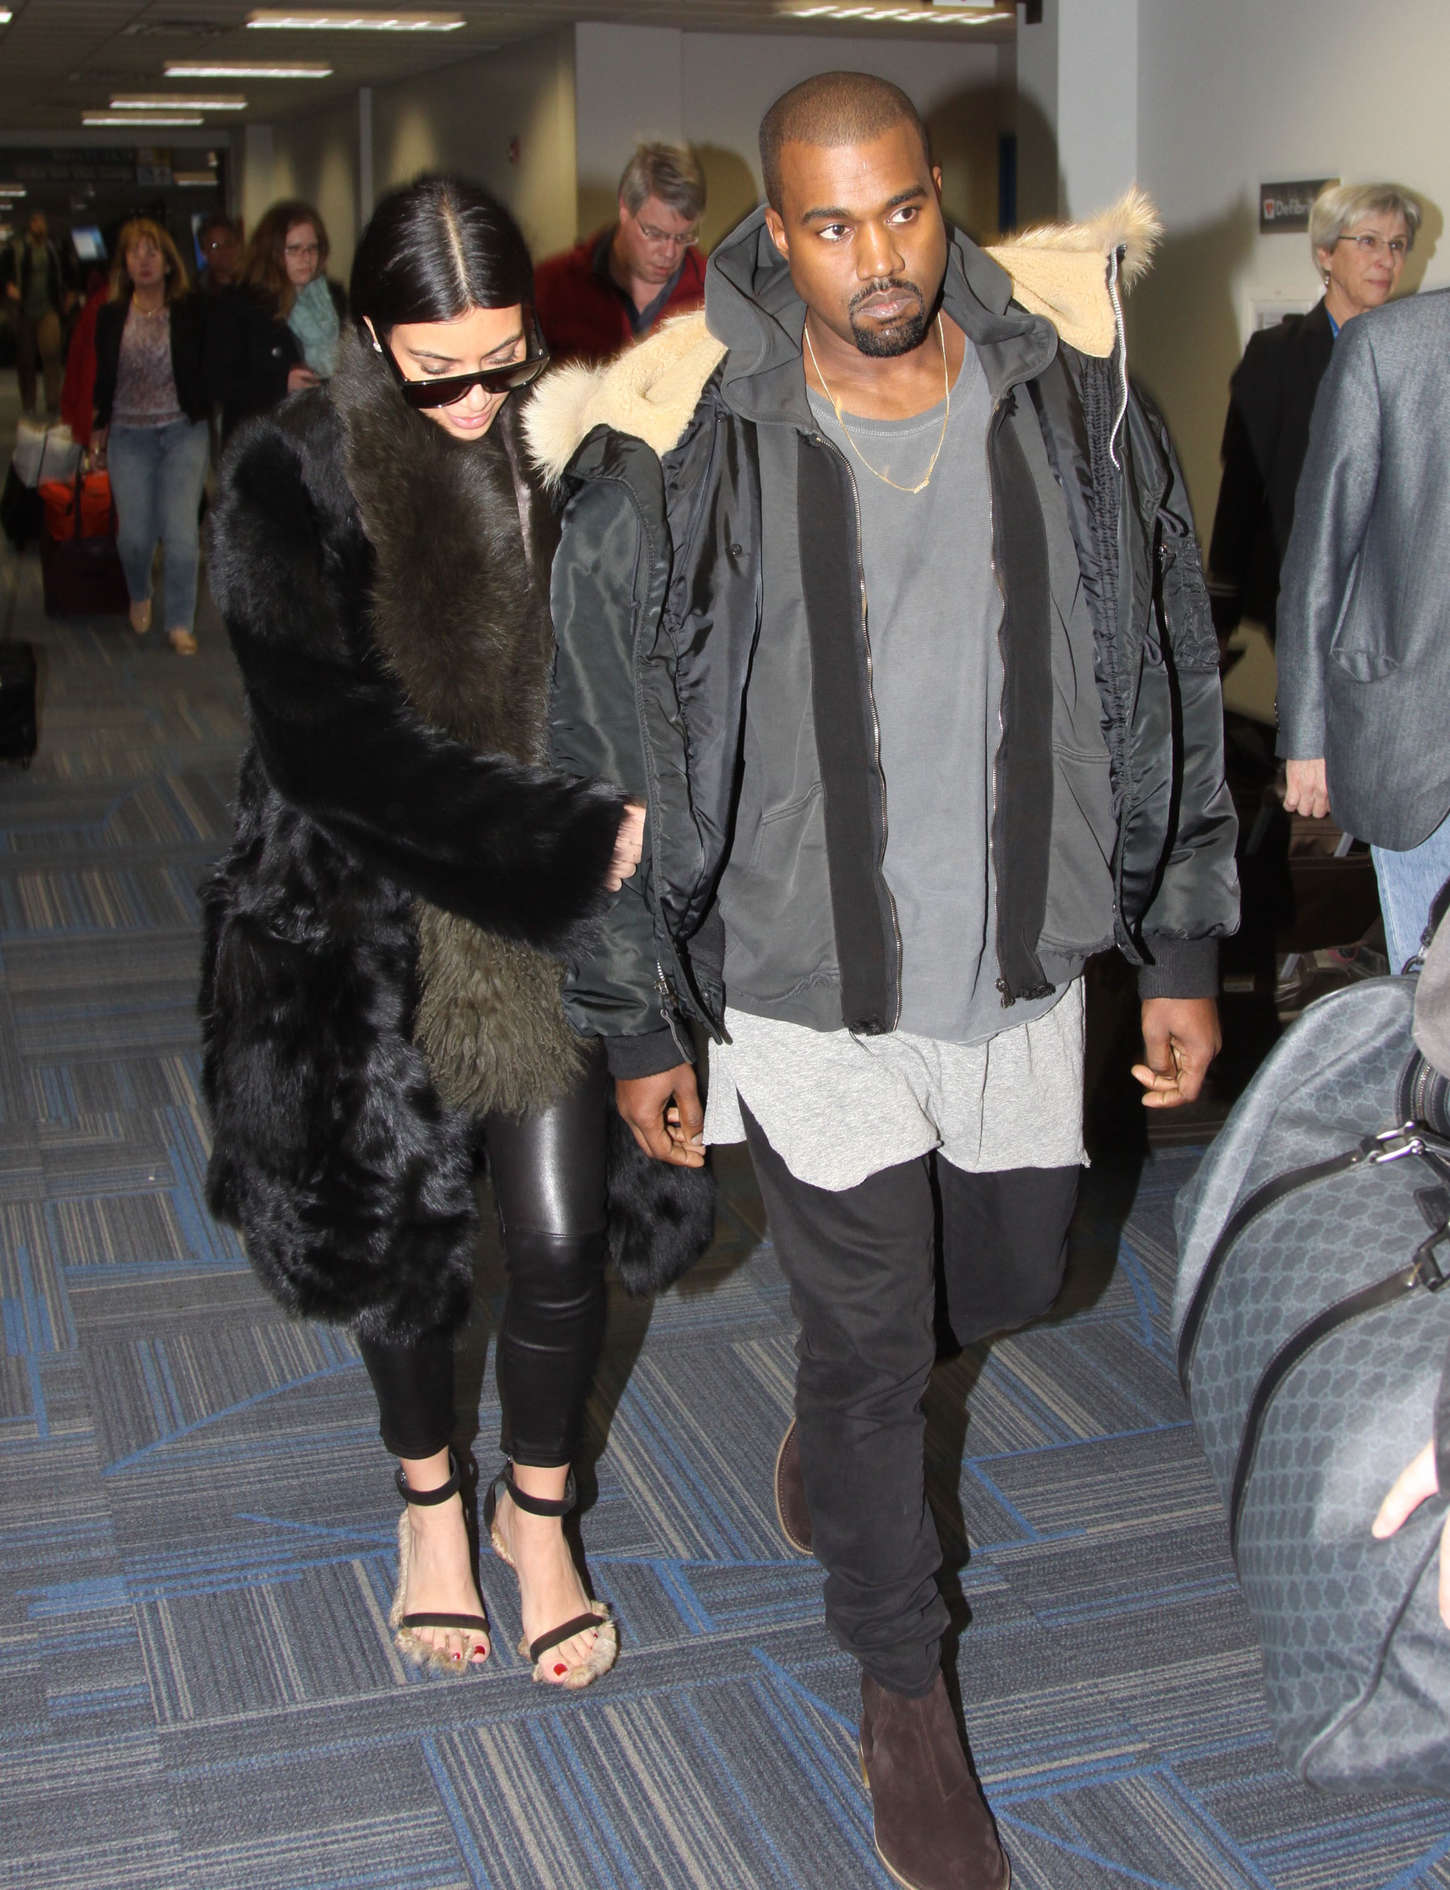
[164,61,333,78]
[246,10,465,28]
[111,95,248,111]
[83,114,206,127]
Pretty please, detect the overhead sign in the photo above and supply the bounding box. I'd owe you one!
[1259,179,1337,234]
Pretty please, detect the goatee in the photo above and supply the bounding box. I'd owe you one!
[850,308,932,357]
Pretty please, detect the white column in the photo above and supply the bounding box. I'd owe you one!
[572,23,684,236]
[241,122,275,237]
[357,86,374,231]
[1015,0,1139,224]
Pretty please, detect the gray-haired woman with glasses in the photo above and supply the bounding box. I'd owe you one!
[1208,180,1421,644]
[199,174,675,1694]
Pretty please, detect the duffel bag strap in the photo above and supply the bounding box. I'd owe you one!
[1178,1123,1450,1396]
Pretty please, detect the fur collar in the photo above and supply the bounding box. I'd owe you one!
[329,332,583,1117]
[526,190,1161,484]
[331,329,554,762]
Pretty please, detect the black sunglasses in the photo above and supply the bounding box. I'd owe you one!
[374,327,549,410]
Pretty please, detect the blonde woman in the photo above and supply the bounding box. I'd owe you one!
[92,218,210,655]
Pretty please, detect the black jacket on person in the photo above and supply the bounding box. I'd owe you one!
[0,234,71,311]
[93,292,210,427]
[1208,298,1335,638]
[199,334,714,1341]
[206,277,346,440]
[534,201,1239,1080]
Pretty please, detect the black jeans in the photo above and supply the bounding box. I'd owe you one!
[742,1103,1079,1697]
[359,1043,609,1470]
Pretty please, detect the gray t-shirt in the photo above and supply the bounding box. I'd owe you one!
[807,344,1058,1042]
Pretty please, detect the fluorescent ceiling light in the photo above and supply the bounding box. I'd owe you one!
[788,3,1009,16]
[0,11,12,22]
[83,114,206,127]
[174,172,221,187]
[165,61,333,78]
[0,184,26,196]
[247,10,465,28]
[111,95,247,111]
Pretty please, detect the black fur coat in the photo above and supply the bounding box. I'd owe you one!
[201,333,712,1343]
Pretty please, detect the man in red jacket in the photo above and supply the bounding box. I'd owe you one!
[534,143,706,365]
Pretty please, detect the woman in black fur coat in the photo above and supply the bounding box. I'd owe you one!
[202,176,660,1689]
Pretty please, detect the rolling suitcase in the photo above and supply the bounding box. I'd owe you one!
[39,464,129,619]
[0,640,38,766]
[1173,931,1450,1796]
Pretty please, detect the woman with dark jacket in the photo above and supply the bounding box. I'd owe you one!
[201,175,676,1689]
[1208,181,1421,643]
[92,218,210,654]
[207,198,347,441]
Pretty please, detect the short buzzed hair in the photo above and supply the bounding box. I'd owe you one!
[618,143,706,223]
[760,72,930,213]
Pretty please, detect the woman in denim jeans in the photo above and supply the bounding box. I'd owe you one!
[92,219,210,655]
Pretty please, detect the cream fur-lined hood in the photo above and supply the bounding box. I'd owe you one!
[526,189,1161,484]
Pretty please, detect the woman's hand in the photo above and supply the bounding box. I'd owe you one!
[1372,1442,1450,1628]
[90,426,107,469]
[603,801,645,892]
[287,365,321,395]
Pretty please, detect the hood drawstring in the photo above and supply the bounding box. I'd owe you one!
[1107,245,1130,471]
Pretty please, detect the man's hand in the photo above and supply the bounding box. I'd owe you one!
[616,1064,705,1166]
[1373,1442,1450,1629]
[286,364,321,395]
[1132,996,1221,1109]
[1283,757,1330,819]
[603,801,645,892]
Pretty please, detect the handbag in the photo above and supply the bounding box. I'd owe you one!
[1173,939,1450,1796]
[39,463,129,619]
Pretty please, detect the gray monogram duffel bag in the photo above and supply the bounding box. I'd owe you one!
[1174,924,1450,1795]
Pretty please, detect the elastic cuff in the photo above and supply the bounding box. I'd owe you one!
[603,1027,690,1080]
[1135,935,1220,1000]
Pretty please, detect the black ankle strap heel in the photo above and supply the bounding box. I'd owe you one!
[395,1448,465,1508]
[486,1466,577,1523]
[389,1449,491,1670]
[481,1464,617,1687]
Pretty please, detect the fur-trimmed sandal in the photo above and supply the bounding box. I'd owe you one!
[483,1467,618,1690]
[389,1451,491,1676]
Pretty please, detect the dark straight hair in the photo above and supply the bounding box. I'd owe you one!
[349,173,534,336]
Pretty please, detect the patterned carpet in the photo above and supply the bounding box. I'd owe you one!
[3,393,1448,1890]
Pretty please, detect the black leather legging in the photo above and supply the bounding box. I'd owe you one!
[358,1043,609,1470]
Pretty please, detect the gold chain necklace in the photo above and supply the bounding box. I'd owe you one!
[804,312,950,496]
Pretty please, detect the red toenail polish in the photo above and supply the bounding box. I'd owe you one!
[554,1663,567,1676]
[474,1645,487,1657]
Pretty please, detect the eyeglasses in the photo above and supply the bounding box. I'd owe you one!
[1335,232,1409,259]
[375,332,550,409]
[284,240,320,258]
[633,214,697,250]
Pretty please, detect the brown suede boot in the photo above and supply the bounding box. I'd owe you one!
[773,1418,812,1556]
[859,1672,1009,1890]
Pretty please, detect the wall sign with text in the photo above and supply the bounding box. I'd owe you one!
[1259,179,1337,234]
